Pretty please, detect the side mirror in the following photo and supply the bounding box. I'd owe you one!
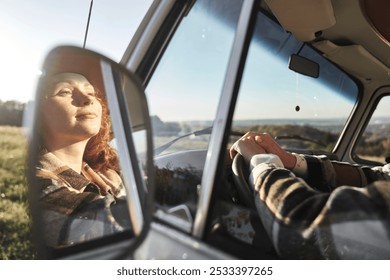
[27,46,153,259]
[288,54,319,78]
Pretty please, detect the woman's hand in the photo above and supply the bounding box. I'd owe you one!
[231,132,297,169]
[230,132,267,164]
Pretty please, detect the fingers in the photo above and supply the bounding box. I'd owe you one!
[230,131,297,169]
[253,133,280,153]
[230,132,276,159]
[229,133,266,162]
[254,135,263,144]
[250,132,296,169]
[229,141,238,159]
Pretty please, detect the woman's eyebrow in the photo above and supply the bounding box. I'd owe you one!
[53,81,72,87]
[55,81,93,88]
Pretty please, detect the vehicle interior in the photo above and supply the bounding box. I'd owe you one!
[28,0,390,259]
[148,0,390,259]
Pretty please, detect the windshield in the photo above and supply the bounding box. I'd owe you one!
[232,11,359,152]
[149,7,359,156]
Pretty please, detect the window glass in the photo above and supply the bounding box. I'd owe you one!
[356,95,390,164]
[146,0,243,228]
[232,11,359,152]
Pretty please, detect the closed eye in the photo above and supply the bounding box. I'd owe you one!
[56,88,73,97]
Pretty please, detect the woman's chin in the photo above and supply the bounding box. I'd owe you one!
[75,126,101,140]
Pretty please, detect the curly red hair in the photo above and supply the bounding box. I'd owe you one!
[83,87,119,173]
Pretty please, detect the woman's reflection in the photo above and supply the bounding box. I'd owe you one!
[35,72,130,247]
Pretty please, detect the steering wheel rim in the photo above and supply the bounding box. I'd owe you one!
[231,153,256,209]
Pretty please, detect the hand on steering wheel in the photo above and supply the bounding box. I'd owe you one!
[230,133,266,163]
[230,133,266,208]
[230,132,295,208]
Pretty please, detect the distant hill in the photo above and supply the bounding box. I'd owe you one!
[233,123,338,150]
[148,115,390,158]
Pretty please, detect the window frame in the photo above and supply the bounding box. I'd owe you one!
[352,90,390,166]
[192,0,260,239]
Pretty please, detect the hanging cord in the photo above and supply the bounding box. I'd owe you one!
[294,43,305,112]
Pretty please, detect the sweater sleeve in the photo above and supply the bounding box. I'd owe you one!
[250,159,390,259]
[302,155,390,192]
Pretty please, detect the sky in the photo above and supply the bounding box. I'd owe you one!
[0,0,369,122]
[145,3,359,122]
[0,0,152,103]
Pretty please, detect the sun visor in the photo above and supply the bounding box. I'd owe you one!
[265,0,336,42]
[314,40,390,82]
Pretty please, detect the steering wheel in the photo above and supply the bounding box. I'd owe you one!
[230,154,279,256]
[231,153,256,209]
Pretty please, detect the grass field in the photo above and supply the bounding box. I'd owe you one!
[0,126,36,259]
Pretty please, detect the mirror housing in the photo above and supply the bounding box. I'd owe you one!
[288,54,319,78]
[27,46,154,259]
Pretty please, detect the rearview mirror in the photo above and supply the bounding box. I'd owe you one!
[288,54,319,78]
[27,46,153,259]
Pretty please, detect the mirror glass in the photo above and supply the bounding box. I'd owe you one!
[288,54,319,78]
[27,47,152,257]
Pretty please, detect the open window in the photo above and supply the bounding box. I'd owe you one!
[355,95,390,165]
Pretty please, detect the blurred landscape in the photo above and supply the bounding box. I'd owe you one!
[0,100,36,259]
[0,125,36,259]
[153,115,390,161]
[0,100,25,127]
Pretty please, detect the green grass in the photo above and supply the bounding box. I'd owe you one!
[0,126,37,259]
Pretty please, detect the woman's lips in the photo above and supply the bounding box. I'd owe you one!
[76,112,98,119]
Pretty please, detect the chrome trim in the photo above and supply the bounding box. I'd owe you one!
[121,0,176,71]
[101,60,144,236]
[192,0,258,238]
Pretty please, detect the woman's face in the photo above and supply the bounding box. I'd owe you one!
[42,73,103,145]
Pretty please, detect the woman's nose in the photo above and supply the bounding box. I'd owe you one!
[76,90,94,105]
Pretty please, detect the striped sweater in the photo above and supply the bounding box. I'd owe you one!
[250,154,390,259]
[35,152,129,247]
